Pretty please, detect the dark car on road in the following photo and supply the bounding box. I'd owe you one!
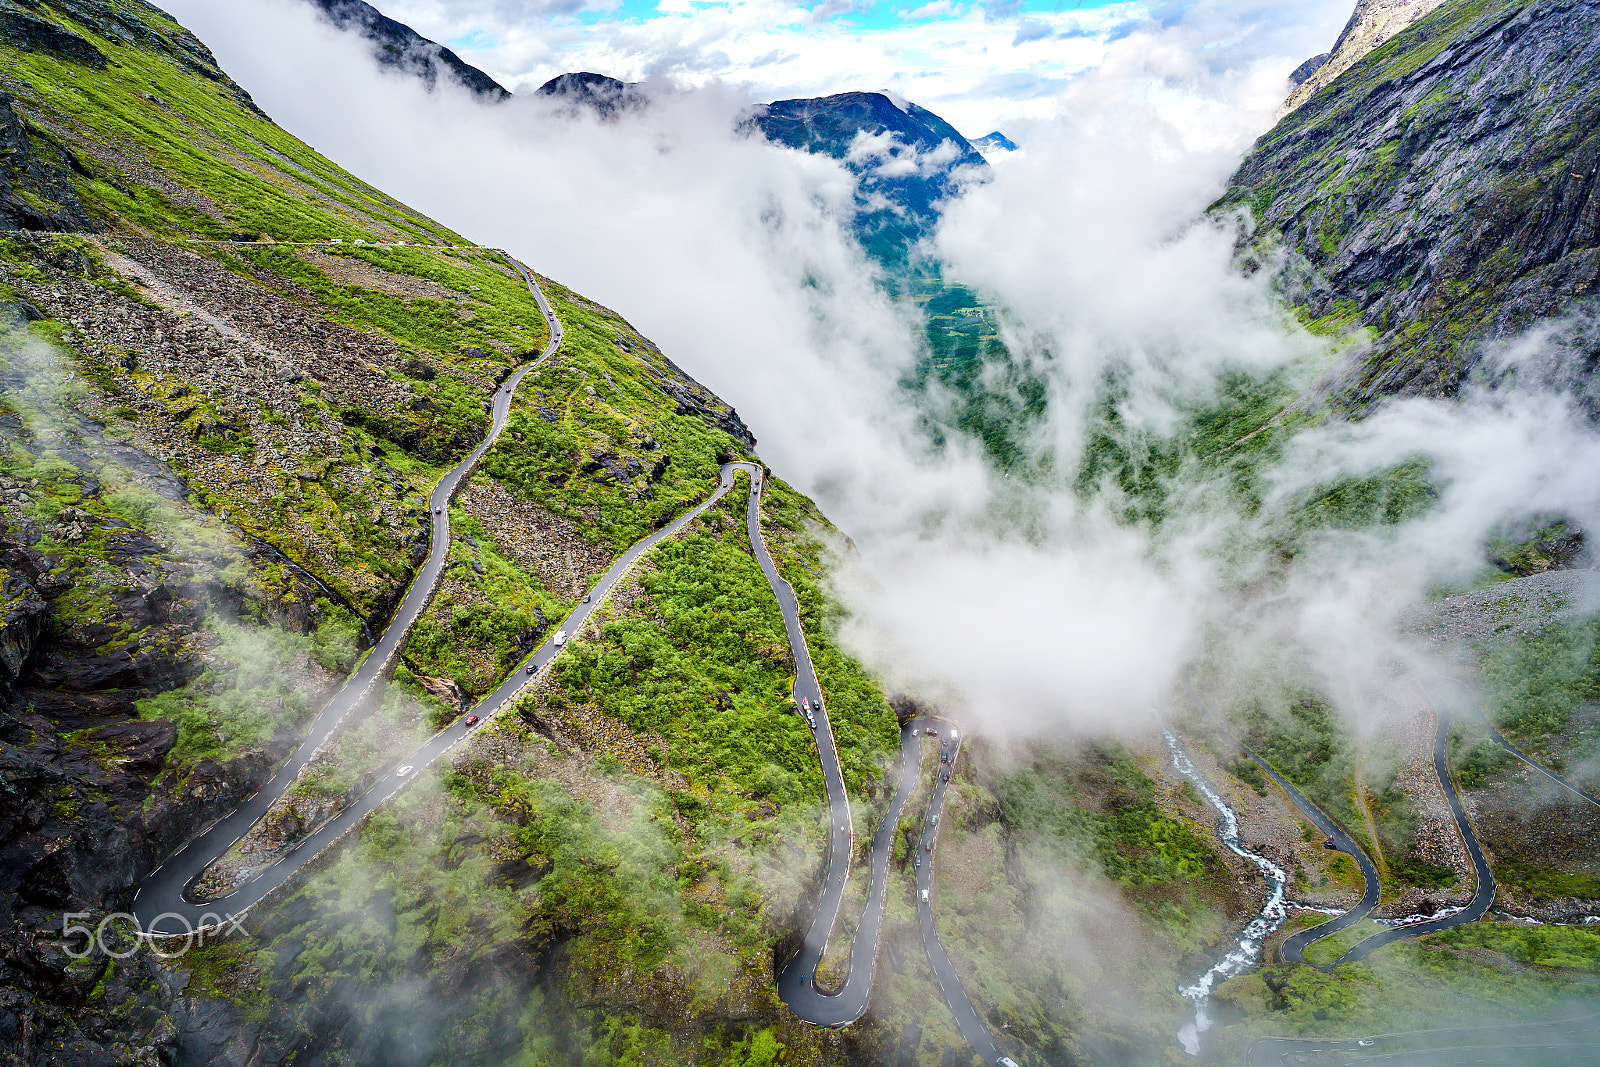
[941,771,950,782]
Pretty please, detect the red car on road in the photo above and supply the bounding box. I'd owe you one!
[464,715,480,727]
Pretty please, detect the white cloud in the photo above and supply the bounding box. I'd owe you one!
[155,0,1600,748]
[345,0,1351,131]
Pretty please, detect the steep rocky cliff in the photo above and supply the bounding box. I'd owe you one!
[1220,0,1600,410]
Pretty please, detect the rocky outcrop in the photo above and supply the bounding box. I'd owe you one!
[0,90,95,232]
[1283,0,1447,111]
[1220,0,1600,410]
[0,7,106,67]
[0,567,46,679]
[1288,52,1330,87]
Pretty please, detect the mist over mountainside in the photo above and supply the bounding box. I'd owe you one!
[4,0,1600,1063]
[534,71,646,117]
[303,0,509,99]
[746,90,988,268]
[970,131,1019,156]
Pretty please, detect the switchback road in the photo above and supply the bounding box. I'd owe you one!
[1329,681,1496,964]
[126,244,1008,1062]
[1183,674,1381,967]
[132,251,563,936]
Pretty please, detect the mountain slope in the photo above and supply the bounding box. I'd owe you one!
[1282,0,1448,112]
[1219,0,1600,410]
[306,0,510,99]
[0,3,910,1065]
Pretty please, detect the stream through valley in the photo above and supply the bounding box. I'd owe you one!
[1163,730,1288,1056]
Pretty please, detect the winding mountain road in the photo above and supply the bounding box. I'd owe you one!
[742,468,1009,1060]
[1439,676,1600,811]
[1329,681,1496,964]
[132,252,563,936]
[125,243,1008,1062]
[1184,672,1498,968]
[910,725,1012,1066]
[1183,675,1381,966]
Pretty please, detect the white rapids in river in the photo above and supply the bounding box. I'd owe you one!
[1163,730,1288,1056]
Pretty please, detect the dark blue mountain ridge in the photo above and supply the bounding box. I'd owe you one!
[743,91,990,265]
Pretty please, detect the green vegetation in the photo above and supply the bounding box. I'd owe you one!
[0,0,464,244]
[1302,919,1385,966]
[235,245,548,358]
[999,747,1220,888]
[1237,696,1363,838]
[402,506,575,694]
[1479,613,1600,758]
[901,276,1046,471]
[481,280,750,552]
[135,613,347,764]
[1449,725,1514,789]
[1494,857,1600,902]
[554,478,897,797]
[1215,921,1600,1058]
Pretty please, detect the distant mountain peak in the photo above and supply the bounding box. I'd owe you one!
[970,131,1018,155]
[745,90,988,265]
[534,71,647,117]
[305,0,509,100]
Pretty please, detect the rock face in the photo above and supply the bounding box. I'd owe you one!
[306,0,510,100]
[0,90,95,232]
[1283,0,1447,111]
[1288,52,1330,87]
[0,566,46,678]
[535,71,646,117]
[0,6,106,66]
[1220,0,1600,409]
[746,91,989,265]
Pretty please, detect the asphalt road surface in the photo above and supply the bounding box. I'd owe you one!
[1185,674,1382,967]
[911,724,1013,1066]
[1187,672,1498,967]
[131,250,564,937]
[730,473,1012,1061]
[126,246,1007,1061]
[1331,681,1496,964]
[1235,737,1381,968]
[1438,677,1600,811]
